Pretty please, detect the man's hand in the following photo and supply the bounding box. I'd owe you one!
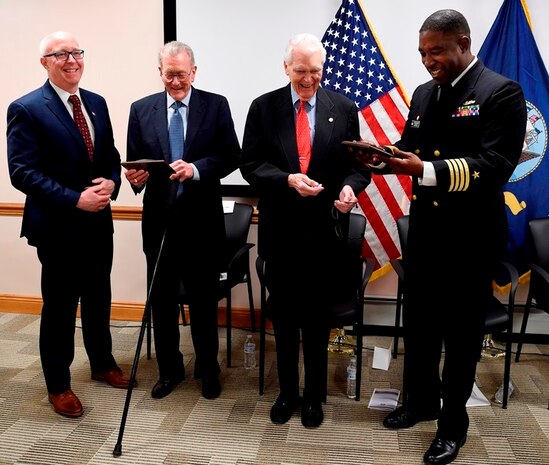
[383,147,424,177]
[288,173,324,197]
[77,178,114,212]
[169,159,194,182]
[333,185,358,213]
[125,168,149,186]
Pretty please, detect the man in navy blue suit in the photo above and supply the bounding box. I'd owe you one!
[124,41,239,400]
[7,31,130,418]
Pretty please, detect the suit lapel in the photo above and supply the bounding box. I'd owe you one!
[80,90,102,161]
[311,89,336,170]
[152,93,170,162]
[42,82,89,158]
[441,61,484,115]
[275,85,301,173]
[185,87,202,159]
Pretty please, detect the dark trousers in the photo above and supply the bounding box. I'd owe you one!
[403,273,491,439]
[37,232,116,394]
[266,259,331,403]
[147,218,221,381]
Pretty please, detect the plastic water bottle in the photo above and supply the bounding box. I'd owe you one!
[347,355,357,399]
[244,335,256,369]
[494,380,514,404]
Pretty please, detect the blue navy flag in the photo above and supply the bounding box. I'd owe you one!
[479,0,549,279]
[320,0,411,277]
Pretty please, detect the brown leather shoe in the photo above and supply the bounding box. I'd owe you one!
[91,367,133,389]
[48,389,83,418]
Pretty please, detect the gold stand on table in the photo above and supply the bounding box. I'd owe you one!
[327,328,356,355]
[481,333,505,358]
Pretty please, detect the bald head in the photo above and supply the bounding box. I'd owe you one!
[39,31,84,94]
[39,31,78,56]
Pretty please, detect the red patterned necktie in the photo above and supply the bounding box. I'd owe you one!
[296,99,311,173]
[69,94,94,162]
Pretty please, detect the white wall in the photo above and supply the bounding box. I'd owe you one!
[177,0,549,187]
[2,0,543,305]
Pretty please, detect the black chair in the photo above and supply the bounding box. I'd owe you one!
[256,212,375,401]
[219,202,256,367]
[515,218,549,368]
[146,202,256,368]
[389,214,408,359]
[390,214,519,408]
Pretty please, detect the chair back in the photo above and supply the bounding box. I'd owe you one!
[485,262,518,331]
[223,203,254,272]
[396,214,409,254]
[330,213,368,325]
[340,212,367,279]
[528,217,549,310]
[529,218,549,270]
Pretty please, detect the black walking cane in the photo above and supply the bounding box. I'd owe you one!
[113,175,179,457]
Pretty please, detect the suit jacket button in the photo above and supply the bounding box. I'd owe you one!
[434,150,441,156]
[433,201,439,207]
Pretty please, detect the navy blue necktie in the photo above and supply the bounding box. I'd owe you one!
[169,101,185,162]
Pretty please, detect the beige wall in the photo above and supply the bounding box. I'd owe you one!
[0,0,164,304]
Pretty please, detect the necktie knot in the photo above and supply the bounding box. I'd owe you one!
[437,85,451,103]
[69,94,81,106]
[171,100,183,112]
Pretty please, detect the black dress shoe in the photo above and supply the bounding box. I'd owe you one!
[423,436,466,465]
[383,406,440,429]
[301,400,324,428]
[270,395,300,424]
[151,371,185,399]
[202,376,221,399]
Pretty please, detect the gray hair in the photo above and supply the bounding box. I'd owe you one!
[159,41,195,66]
[284,33,326,65]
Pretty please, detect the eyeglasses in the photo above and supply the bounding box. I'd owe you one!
[162,71,192,81]
[42,49,85,61]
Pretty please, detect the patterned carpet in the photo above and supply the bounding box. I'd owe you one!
[0,311,548,465]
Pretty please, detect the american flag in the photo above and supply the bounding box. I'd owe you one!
[321,0,412,275]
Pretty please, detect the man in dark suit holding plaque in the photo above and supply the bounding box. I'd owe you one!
[7,31,130,418]
[240,33,371,428]
[349,10,526,464]
[125,41,239,400]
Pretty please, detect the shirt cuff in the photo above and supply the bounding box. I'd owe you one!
[191,163,199,180]
[419,161,436,186]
